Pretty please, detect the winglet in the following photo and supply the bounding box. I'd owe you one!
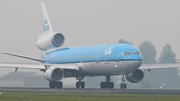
[40,3,53,34]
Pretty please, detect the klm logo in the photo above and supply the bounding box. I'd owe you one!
[44,19,48,24]
[44,19,49,31]
[105,47,113,54]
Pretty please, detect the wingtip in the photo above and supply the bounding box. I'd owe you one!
[1,52,7,54]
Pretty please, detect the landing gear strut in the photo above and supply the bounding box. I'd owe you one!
[120,74,127,89]
[49,81,63,89]
[100,76,114,89]
[76,76,85,89]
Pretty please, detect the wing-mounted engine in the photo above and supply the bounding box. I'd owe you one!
[126,69,144,83]
[44,67,64,82]
[36,33,65,51]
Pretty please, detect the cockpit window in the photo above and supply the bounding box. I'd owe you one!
[136,52,140,55]
[132,52,136,54]
[124,52,131,56]
[124,51,140,56]
[124,52,128,56]
[128,52,131,55]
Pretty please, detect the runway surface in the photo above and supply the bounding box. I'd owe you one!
[0,87,180,94]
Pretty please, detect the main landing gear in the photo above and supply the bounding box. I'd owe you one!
[120,75,127,89]
[49,81,63,88]
[76,76,85,89]
[100,76,114,89]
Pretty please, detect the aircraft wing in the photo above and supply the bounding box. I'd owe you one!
[139,63,180,70]
[0,63,79,72]
[0,63,46,70]
[2,52,44,62]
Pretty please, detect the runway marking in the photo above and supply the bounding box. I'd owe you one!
[0,87,180,94]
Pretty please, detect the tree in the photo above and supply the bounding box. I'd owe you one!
[138,41,157,64]
[158,43,176,64]
[118,39,132,45]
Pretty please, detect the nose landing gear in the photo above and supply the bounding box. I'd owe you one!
[120,74,127,89]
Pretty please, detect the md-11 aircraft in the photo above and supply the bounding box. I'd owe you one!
[0,3,179,89]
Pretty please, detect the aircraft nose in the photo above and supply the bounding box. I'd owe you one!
[134,53,143,61]
[137,60,142,67]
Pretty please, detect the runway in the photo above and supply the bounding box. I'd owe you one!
[0,87,180,94]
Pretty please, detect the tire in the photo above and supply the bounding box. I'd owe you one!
[100,82,105,89]
[110,82,114,89]
[123,83,127,89]
[76,81,80,88]
[120,83,123,89]
[81,81,85,89]
[49,82,55,89]
[56,82,63,88]
[104,82,108,89]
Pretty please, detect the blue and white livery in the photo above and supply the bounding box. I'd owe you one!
[0,3,178,89]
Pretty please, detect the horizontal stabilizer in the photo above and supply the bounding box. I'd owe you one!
[2,52,44,62]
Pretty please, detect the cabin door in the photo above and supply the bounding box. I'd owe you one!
[116,51,121,62]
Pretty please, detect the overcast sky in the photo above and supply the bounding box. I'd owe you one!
[0,0,180,75]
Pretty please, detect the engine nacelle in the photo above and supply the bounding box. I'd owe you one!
[36,33,65,51]
[126,69,144,83]
[44,67,64,82]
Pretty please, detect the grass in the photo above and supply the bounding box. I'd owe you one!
[0,92,180,101]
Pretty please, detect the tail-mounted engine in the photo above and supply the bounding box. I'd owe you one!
[126,69,144,83]
[36,33,65,51]
[44,67,64,82]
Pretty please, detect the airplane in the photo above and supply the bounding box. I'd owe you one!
[0,3,179,89]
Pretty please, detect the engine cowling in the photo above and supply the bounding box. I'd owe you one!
[44,67,64,82]
[126,69,144,83]
[36,33,65,51]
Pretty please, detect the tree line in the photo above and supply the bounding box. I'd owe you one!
[119,39,180,89]
[118,39,176,64]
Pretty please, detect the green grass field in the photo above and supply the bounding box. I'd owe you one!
[0,92,180,101]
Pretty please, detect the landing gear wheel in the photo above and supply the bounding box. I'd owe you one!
[56,82,63,88]
[76,76,85,89]
[109,82,114,89]
[100,82,105,89]
[81,81,85,89]
[49,81,63,89]
[49,82,55,88]
[120,74,127,89]
[123,83,127,89]
[76,81,85,89]
[120,83,127,89]
[76,81,80,88]
[100,76,114,89]
[120,83,123,89]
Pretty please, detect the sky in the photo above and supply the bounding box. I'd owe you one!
[0,0,180,75]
